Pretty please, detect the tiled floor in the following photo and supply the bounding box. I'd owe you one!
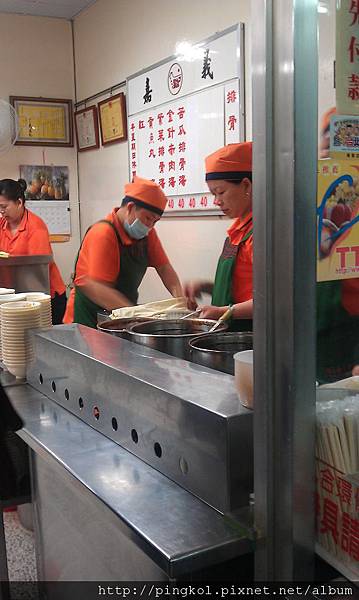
[4,510,37,581]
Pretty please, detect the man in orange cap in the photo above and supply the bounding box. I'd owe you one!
[63,176,183,328]
[185,142,253,330]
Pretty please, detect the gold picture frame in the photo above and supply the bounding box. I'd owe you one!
[98,92,127,146]
[10,96,73,147]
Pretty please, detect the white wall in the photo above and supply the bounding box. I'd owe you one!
[318,0,336,136]
[73,0,252,303]
[0,13,80,287]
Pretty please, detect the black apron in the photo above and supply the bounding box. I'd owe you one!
[73,220,149,328]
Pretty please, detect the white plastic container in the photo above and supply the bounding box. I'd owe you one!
[234,349,253,409]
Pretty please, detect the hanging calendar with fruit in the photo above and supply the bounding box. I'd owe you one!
[317,159,359,281]
[19,165,71,236]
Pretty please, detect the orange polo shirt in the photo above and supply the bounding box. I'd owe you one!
[63,208,169,323]
[227,212,253,303]
[0,209,66,298]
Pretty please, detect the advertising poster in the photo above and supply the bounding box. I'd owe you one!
[317,159,359,281]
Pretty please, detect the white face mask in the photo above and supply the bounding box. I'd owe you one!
[124,218,150,240]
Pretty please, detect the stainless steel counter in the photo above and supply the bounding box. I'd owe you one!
[0,254,51,293]
[27,325,253,513]
[8,383,252,580]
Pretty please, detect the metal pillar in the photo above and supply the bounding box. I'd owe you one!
[252,0,318,580]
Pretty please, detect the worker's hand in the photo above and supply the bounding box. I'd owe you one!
[184,281,203,310]
[199,305,226,320]
[183,280,212,310]
[352,365,359,376]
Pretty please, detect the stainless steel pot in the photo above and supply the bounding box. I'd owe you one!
[189,332,253,375]
[127,319,228,360]
[97,317,151,340]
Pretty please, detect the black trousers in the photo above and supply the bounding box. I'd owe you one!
[51,291,67,325]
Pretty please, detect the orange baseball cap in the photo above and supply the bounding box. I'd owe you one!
[205,142,252,181]
[124,176,168,215]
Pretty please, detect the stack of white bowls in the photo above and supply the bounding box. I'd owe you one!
[1,301,41,379]
[0,293,27,360]
[26,292,52,328]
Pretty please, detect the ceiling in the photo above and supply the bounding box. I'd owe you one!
[0,0,97,19]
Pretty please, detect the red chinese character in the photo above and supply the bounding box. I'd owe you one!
[168,144,175,156]
[158,129,164,142]
[157,113,164,125]
[168,176,176,188]
[348,73,359,100]
[149,148,156,158]
[227,90,237,103]
[159,161,165,173]
[131,152,136,160]
[320,468,335,494]
[322,165,329,174]
[168,127,175,139]
[148,116,154,128]
[228,115,237,131]
[171,77,181,90]
[178,141,186,152]
[131,143,136,150]
[131,161,137,169]
[131,133,135,142]
[168,160,175,171]
[139,120,145,129]
[332,165,339,174]
[167,109,175,122]
[131,123,136,130]
[349,0,359,25]
[315,492,321,518]
[179,157,186,171]
[178,107,185,119]
[179,175,187,187]
[158,146,165,156]
[348,36,359,63]
[342,512,359,561]
[132,170,136,179]
[158,178,165,189]
[337,478,353,505]
[149,133,154,144]
[320,498,339,544]
[178,124,186,136]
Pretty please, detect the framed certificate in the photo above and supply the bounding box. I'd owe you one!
[98,92,127,145]
[10,96,73,147]
[74,105,100,152]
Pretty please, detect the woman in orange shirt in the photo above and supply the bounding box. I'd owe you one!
[185,142,253,331]
[0,178,67,324]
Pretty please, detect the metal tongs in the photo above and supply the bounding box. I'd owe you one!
[180,308,201,319]
[208,306,233,333]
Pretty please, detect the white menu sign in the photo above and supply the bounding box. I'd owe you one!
[127,25,245,215]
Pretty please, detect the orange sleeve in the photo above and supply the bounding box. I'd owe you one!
[147,229,169,268]
[80,222,120,283]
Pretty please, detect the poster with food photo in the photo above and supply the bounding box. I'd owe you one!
[20,165,69,201]
[317,159,359,281]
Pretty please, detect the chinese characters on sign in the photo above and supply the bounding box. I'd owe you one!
[127,25,244,213]
[336,0,359,114]
[128,84,230,212]
[317,461,359,567]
